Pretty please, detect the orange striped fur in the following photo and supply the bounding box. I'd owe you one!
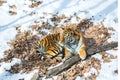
[35,28,87,61]
[34,33,64,61]
[60,28,87,60]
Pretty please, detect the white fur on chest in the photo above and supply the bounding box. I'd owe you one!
[75,37,84,53]
[66,37,84,54]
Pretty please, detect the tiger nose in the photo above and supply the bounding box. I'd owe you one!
[68,38,73,42]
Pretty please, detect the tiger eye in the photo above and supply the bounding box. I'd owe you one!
[70,31,74,35]
[36,50,40,53]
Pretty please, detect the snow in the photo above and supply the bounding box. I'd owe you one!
[93,50,117,80]
[0,28,17,59]
[0,58,21,72]
[97,59,118,80]
[0,69,38,80]
[0,0,118,80]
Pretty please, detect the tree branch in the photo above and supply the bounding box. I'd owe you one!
[45,42,118,76]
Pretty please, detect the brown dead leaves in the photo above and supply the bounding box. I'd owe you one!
[0,12,116,79]
[8,4,17,15]
[9,11,17,15]
[59,57,101,80]
[100,51,117,63]
[0,0,7,6]
[84,23,111,46]
[50,14,67,24]
[0,30,54,76]
[9,5,17,9]
[29,1,42,8]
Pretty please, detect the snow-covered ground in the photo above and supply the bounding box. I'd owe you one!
[0,0,118,80]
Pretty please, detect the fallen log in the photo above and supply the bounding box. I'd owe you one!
[45,42,118,76]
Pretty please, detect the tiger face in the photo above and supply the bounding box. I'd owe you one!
[60,28,79,45]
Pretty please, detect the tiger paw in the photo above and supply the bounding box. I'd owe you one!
[79,49,87,60]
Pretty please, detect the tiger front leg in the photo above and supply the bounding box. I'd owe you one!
[62,48,72,62]
[78,34,87,60]
[78,47,87,60]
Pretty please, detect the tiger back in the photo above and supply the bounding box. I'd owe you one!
[34,33,64,61]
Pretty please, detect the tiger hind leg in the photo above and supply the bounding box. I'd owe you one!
[46,45,62,58]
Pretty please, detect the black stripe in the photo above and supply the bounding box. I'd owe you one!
[47,49,59,59]
[49,49,57,55]
[55,43,61,52]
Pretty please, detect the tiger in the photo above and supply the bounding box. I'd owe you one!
[60,28,87,60]
[34,27,87,61]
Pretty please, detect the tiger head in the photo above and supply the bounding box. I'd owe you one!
[34,40,46,60]
[60,28,80,45]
